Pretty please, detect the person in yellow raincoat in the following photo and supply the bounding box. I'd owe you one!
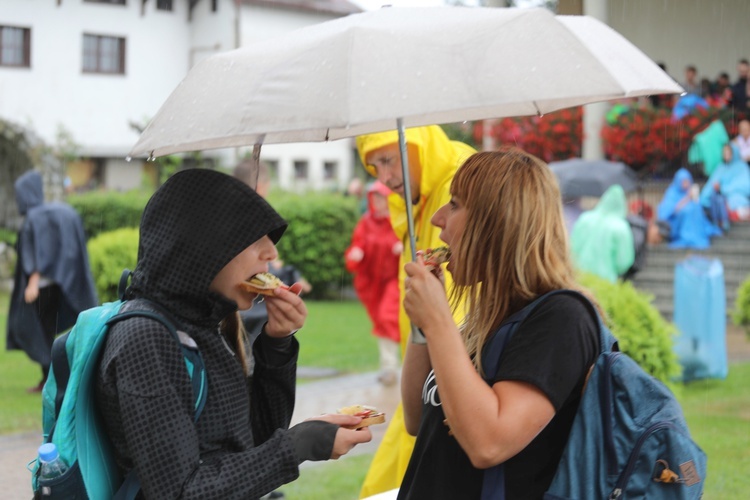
[356,125,475,498]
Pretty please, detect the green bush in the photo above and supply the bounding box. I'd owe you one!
[69,190,151,239]
[87,228,139,303]
[0,228,16,246]
[267,192,359,298]
[732,276,750,337]
[579,273,682,385]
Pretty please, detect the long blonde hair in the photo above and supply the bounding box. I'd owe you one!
[448,148,598,375]
[220,312,250,375]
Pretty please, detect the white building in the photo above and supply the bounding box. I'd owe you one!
[0,0,362,192]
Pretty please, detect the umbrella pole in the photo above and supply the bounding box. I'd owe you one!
[397,119,427,344]
[397,118,418,262]
[251,137,265,191]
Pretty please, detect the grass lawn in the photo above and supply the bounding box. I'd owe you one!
[679,362,750,497]
[296,299,379,375]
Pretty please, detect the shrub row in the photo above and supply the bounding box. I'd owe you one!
[733,276,750,336]
[85,191,360,301]
[267,192,359,298]
[68,190,151,239]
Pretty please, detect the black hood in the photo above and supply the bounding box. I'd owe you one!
[14,170,44,216]
[127,168,287,327]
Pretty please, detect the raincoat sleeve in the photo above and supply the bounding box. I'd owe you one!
[344,217,368,274]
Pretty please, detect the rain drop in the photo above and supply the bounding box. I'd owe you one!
[125,156,132,162]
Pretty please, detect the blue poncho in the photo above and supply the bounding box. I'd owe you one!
[658,168,720,249]
[700,143,750,212]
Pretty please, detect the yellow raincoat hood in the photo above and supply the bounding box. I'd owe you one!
[356,125,475,242]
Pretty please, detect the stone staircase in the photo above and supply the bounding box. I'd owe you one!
[631,222,750,320]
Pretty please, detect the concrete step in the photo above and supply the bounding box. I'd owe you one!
[631,268,746,289]
[643,253,750,271]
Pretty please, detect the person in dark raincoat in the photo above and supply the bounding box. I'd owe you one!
[6,170,98,392]
[95,169,370,499]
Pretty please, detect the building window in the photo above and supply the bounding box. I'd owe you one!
[294,160,308,180]
[84,0,126,5]
[0,26,31,67]
[323,161,338,180]
[83,34,125,74]
[156,0,173,10]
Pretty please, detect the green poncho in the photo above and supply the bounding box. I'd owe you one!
[570,185,635,282]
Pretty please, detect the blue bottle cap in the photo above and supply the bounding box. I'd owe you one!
[38,443,59,462]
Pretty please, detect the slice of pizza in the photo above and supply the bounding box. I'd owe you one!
[422,246,451,268]
[337,404,386,429]
[240,272,290,296]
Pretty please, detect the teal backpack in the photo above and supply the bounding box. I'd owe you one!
[31,273,207,499]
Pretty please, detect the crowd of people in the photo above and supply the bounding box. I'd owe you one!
[664,59,750,112]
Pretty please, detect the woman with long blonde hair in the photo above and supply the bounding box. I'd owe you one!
[398,148,600,499]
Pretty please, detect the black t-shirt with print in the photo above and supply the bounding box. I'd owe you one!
[397,294,599,500]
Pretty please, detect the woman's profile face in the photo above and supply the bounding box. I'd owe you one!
[430,195,467,275]
[209,235,278,310]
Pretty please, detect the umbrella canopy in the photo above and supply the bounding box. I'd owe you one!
[548,158,639,198]
[129,6,682,158]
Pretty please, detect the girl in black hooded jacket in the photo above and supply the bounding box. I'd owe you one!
[96,169,371,499]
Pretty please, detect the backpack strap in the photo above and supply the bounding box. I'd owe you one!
[50,333,72,423]
[480,289,615,500]
[106,303,208,419]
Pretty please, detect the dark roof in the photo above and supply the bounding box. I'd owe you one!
[242,0,364,16]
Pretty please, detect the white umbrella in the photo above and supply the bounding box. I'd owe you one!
[129,5,682,262]
[130,6,681,158]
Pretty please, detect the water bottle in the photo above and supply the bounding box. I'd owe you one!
[38,443,68,481]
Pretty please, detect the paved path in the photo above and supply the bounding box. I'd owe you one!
[0,370,400,499]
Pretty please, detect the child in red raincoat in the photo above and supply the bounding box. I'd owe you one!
[345,181,402,386]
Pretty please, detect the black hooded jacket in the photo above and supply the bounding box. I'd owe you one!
[96,169,330,499]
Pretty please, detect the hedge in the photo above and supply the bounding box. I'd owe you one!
[69,190,151,239]
[85,192,360,301]
[732,275,750,337]
[578,273,682,386]
[267,192,359,298]
[87,228,139,303]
